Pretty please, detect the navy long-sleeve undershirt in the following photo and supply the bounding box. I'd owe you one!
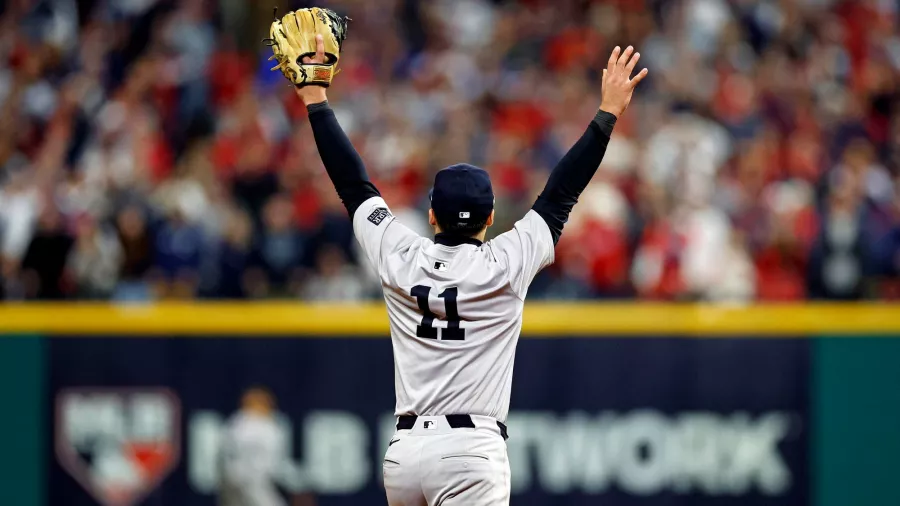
[531,110,617,244]
[307,101,380,217]
[307,100,616,245]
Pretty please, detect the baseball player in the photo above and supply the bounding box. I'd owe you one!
[267,9,647,505]
[218,388,287,506]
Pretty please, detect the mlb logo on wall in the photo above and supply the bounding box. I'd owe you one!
[56,388,182,506]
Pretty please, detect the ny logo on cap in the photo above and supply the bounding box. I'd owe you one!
[459,212,470,219]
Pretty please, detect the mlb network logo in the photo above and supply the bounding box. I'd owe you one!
[56,388,181,506]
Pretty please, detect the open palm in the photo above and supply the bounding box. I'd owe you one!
[600,45,648,118]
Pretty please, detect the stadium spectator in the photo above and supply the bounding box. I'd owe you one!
[302,243,366,302]
[68,213,122,298]
[212,207,254,299]
[153,205,204,299]
[247,194,307,298]
[18,204,73,300]
[807,170,876,300]
[114,204,155,301]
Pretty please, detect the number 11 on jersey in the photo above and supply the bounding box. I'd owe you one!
[410,285,465,341]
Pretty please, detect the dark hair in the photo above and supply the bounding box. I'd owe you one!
[434,213,488,237]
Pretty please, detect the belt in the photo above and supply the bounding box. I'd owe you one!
[397,414,508,440]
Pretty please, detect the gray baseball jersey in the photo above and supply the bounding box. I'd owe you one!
[354,196,555,423]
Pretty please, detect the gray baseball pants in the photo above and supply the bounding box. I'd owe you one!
[383,415,510,506]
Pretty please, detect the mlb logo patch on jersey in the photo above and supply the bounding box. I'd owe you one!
[423,421,436,429]
[367,207,391,226]
[434,261,448,272]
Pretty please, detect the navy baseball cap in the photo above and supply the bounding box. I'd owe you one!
[430,164,494,227]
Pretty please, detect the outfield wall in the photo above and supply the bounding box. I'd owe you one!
[0,304,898,506]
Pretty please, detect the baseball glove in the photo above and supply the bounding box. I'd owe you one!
[264,7,349,88]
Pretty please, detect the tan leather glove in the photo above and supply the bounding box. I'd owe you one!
[264,7,349,87]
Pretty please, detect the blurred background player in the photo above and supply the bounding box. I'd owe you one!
[218,387,288,506]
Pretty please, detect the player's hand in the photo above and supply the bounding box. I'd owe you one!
[295,34,328,106]
[599,45,648,118]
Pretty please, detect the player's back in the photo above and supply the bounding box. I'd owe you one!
[381,234,526,421]
[354,197,554,423]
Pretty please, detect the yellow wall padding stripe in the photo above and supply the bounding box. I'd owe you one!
[0,303,899,336]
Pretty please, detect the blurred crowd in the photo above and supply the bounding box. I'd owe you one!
[0,0,898,302]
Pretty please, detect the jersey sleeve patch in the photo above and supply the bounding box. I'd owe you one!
[367,207,392,226]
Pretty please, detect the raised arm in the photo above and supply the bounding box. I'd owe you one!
[532,46,648,244]
[295,35,379,218]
